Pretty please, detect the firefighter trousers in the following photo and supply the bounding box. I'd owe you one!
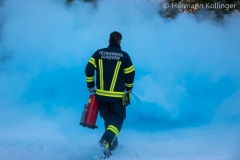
[98,100,126,147]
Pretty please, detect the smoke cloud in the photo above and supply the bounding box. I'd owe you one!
[0,0,240,131]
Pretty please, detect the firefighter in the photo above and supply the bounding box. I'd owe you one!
[85,31,135,158]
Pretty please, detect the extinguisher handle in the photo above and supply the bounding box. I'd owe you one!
[93,90,96,93]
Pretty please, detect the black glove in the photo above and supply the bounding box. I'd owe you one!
[122,92,131,107]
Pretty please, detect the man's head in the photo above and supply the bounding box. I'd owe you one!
[109,31,122,44]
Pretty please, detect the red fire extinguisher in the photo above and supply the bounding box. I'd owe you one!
[80,94,98,129]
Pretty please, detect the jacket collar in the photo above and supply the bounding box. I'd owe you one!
[108,42,121,49]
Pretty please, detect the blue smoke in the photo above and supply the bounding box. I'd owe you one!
[0,0,240,132]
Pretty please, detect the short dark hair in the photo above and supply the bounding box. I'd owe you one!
[109,31,122,42]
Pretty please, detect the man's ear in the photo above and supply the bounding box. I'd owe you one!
[118,40,122,44]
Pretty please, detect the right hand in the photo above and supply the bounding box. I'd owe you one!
[122,92,131,107]
[127,90,132,93]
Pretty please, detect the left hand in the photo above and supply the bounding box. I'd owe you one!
[88,88,94,93]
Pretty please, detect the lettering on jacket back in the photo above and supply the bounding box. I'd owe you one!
[99,51,123,60]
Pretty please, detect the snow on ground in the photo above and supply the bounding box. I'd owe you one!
[0,118,239,160]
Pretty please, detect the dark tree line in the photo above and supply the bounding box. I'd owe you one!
[66,0,97,5]
[159,0,240,19]
[66,0,240,19]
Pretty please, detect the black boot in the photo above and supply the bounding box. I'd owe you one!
[109,139,118,151]
[99,140,112,158]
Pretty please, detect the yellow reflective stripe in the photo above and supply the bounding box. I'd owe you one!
[110,61,121,91]
[89,58,96,68]
[103,140,109,149]
[125,82,134,87]
[99,59,104,90]
[86,76,94,82]
[96,89,124,98]
[107,125,119,137]
[124,65,135,74]
[107,128,118,137]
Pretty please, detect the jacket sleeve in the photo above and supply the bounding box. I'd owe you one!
[124,54,135,91]
[85,53,97,88]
